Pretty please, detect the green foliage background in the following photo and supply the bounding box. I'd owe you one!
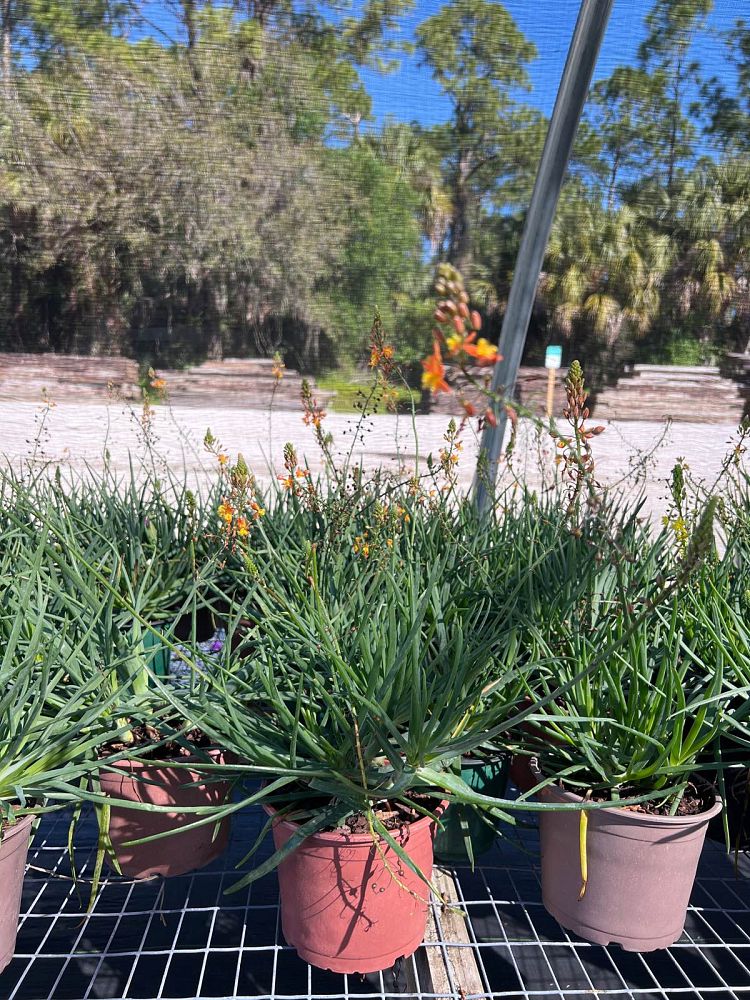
[0,0,748,385]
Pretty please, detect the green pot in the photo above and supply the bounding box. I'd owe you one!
[434,755,509,864]
[143,627,171,678]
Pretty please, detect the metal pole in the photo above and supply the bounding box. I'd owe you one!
[473,0,614,513]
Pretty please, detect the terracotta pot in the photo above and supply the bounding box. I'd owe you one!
[0,815,33,974]
[434,756,509,864]
[99,752,232,878]
[266,800,447,974]
[539,782,722,951]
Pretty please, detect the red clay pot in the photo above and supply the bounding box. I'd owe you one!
[539,782,722,951]
[266,801,447,974]
[99,752,232,879]
[0,815,33,974]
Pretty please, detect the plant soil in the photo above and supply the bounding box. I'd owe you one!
[99,723,215,760]
[273,788,443,834]
[561,780,711,817]
[342,796,441,834]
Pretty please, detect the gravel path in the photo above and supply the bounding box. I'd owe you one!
[0,399,743,520]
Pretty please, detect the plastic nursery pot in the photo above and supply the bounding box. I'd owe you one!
[434,756,509,864]
[142,610,222,680]
[0,815,34,975]
[538,781,722,951]
[265,800,448,974]
[98,751,232,879]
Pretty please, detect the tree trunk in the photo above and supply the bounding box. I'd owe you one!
[179,0,202,85]
[666,58,682,196]
[1,0,13,98]
[449,152,472,275]
[606,151,620,212]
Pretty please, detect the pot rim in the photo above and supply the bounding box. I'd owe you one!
[100,746,228,774]
[539,777,722,826]
[0,813,35,840]
[264,798,449,845]
[459,752,508,768]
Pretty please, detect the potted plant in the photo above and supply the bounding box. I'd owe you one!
[0,545,125,973]
[432,751,509,865]
[18,479,237,882]
[515,513,746,952]
[178,508,532,975]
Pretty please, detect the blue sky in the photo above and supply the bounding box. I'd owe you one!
[139,1,740,142]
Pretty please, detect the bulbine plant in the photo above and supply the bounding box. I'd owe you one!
[178,542,532,890]
[0,540,128,825]
[515,518,750,813]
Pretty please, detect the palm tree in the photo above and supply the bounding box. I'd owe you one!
[665,160,750,353]
[541,196,671,347]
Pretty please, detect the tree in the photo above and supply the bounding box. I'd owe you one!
[584,66,664,209]
[416,0,539,275]
[541,197,671,349]
[703,18,750,152]
[321,141,425,364]
[637,0,712,194]
[659,159,750,354]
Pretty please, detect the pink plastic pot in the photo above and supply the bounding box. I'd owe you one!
[266,801,447,974]
[99,752,232,879]
[539,782,722,951]
[0,815,33,974]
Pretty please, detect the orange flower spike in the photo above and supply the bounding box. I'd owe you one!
[465,338,499,364]
[218,501,234,523]
[421,340,450,394]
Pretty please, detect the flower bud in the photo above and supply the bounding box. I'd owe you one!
[471,310,482,330]
[458,302,469,319]
[453,315,465,334]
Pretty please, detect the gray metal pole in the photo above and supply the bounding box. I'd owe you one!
[473,0,613,514]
